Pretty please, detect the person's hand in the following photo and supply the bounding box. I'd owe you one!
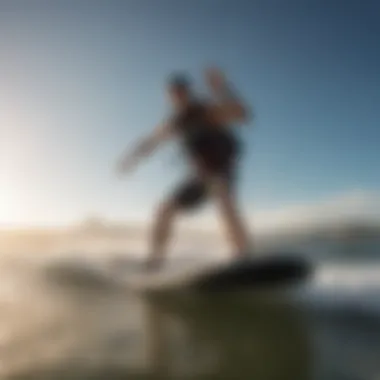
[204,66,227,91]
[115,155,137,177]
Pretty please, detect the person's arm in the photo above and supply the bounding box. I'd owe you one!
[117,121,174,175]
[205,67,251,125]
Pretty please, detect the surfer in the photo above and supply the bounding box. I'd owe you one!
[117,67,252,270]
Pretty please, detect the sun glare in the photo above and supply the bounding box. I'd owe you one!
[0,182,22,226]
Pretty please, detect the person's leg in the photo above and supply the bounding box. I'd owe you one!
[210,175,251,257]
[145,199,178,270]
[197,132,250,258]
[145,178,207,270]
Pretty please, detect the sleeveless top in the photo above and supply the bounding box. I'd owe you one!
[171,101,238,161]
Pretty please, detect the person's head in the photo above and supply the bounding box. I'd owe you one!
[167,73,192,109]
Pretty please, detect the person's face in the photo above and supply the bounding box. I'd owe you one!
[168,85,191,109]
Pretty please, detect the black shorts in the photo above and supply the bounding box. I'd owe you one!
[170,174,234,210]
[170,153,238,211]
[170,128,241,210]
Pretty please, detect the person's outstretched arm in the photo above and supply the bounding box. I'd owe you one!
[204,67,252,125]
[117,121,174,175]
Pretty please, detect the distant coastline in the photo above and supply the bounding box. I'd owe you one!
[1,216,379,255]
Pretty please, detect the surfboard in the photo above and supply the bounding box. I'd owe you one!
[120,254,313,294]
[192,255,312,291]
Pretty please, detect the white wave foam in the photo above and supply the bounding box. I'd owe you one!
[295,263,380,316]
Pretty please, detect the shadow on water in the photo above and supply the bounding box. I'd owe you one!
[146,294,312,380]
[4,278,312,380]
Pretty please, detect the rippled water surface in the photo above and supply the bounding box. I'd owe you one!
[0,243,380,380]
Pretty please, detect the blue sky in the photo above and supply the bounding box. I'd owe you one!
[1,0,379,227]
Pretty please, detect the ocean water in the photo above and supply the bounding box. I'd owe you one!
[0,239,380,380]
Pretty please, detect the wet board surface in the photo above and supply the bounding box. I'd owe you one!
[121,254,313,293]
